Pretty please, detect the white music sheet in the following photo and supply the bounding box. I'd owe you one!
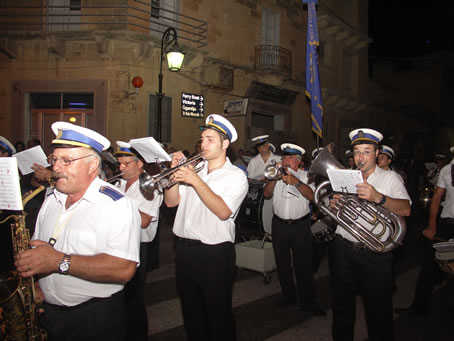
[128,137,172,163]
[13,145,50,175]
[0,157,23,210]
[326,169,363,194]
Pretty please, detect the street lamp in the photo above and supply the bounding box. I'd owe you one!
[157,27,185,142]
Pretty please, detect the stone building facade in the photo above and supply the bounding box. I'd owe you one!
[1,0,374,160]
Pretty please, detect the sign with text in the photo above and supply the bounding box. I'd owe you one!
[223,98,248,116]
[181,92,204,118]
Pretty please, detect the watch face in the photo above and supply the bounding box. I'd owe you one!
[59,262,70,272]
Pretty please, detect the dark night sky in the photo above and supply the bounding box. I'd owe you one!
[368,1,454,58]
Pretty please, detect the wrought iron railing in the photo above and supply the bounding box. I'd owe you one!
[0,1,207,48]
[255,45,292,74]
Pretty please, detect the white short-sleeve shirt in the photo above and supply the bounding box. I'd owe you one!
[272,169,314,220]
[247,153,281,180]
[436,160,454,219]
[119,179,163,242]
[172,158,248,244]
[33,177,141,306]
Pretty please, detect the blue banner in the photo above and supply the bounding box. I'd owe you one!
[303,0,323,138]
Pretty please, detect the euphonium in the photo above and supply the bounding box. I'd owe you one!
[139,153,205,200]
[309,148,406,253]
[0,183,52,340]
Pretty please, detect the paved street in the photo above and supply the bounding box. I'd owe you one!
[145,205,454,341]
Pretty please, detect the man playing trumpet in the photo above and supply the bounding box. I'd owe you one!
[164,114,248,340]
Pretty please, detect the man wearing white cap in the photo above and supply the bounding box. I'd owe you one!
[395,145,454,317]
[0,136,16,156]
[329,128,411,341]
[247,135,281,180]
[264,143,325,316]
[115,141,163,341]
[165,114,248,340]
[377,145,395,171]
[15,122,141,341]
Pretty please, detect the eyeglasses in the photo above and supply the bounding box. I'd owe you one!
[48,154,94,167]
[352,150,374,157]
[118,160,137,167]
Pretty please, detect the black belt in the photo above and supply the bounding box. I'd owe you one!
[178,237,202,246]
[335,234,368,251]
[444,217,454,225]
[273,213,309,225]
[44,290,123,312]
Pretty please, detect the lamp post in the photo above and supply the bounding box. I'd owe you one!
[157,27,185,142]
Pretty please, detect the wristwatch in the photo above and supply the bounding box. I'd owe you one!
[58,254,71,275]
[378,194,387,206]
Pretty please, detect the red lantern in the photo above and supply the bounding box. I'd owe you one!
[132,76,144,89]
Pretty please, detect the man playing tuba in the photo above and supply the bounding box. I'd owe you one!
[329,128,411,341]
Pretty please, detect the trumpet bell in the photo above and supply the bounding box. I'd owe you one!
[139,172,158,200]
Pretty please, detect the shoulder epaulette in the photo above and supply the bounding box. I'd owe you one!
[99,186,124,201]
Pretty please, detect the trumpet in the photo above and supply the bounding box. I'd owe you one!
[264,160,287,180]
[105,172,124,183]
[139,154,205,200]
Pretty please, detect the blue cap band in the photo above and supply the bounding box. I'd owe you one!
[55,129,104,153]
[0,141,13,154]
[351,132,380,144]
[207,120,232,140]
[283,147,303,156]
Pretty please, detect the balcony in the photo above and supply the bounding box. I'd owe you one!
[255,45,292,75]
[0,1,207,48]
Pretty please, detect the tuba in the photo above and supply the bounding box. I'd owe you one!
[309,148,406,253]
[0,184,51,340]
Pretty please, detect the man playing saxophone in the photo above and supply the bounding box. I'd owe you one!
[164,114,248,340]
[14,122,141,341]
[329,128,411,341]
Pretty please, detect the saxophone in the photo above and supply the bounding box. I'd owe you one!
[0,184,50,341]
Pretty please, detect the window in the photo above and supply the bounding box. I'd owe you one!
[149,94,172,143]
[261,8,280,46]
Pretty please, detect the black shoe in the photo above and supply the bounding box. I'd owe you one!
[276,299,297,308]
[300,304,326,316]
[394,306,428,316]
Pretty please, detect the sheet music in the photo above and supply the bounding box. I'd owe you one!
[13,145,50,175]
[0,157,23,210]
[128,137,172,163]
[326,169,363,194]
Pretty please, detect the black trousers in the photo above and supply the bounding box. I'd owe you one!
[271,214,315,306]
[125,241,149,341]
[329,236,394,341]
[412,217,454,311]
[175,238,236,341]
[40,290,125,341]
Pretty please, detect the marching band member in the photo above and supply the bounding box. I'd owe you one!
[330,128,411,341]
[164,114,248,340]
[15,122,141,341]
[395,146,454,317]
[247,135,280,181]
[115,141,163,341]
[263,143,325,316]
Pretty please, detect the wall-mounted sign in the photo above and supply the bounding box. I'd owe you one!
[181,92,204,118]
[223,98,248,116]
